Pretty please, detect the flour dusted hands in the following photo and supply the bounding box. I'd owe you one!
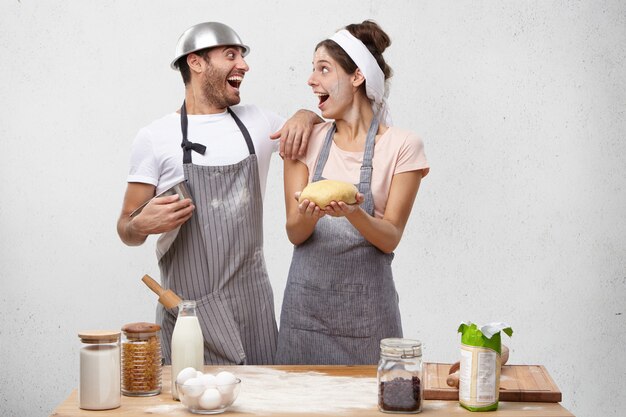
[294,192,327,220]
[294,179,364,218]
[322,194,365,217]
[298,180,358,207]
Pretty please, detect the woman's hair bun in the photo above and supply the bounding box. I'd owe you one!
[345,20,392,79]
[346,20,391,56]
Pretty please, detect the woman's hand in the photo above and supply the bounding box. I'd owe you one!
[294,191,326,219]
[322,192,365,218]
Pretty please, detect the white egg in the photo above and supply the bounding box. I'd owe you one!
[196,370,204,378]
[181,377,206,398]
[181,392,200,409]
[216,371,237,386]
[176,367,199,385]
[220,390,235,406]
[215,371,237,396]
[199,388,222,410]
[218,383,236,395]
[199,373,217,389]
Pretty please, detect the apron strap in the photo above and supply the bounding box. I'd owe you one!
[312,118,379,193]
[180,100,207,164]
[358,117,379,194]
[179,102,256,164]
[312,123,336,182]
[228,108,256,155]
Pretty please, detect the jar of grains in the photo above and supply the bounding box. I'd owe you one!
[121,322,162,396]
[377,338,423,414]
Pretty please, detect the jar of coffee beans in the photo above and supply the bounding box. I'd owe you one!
[377,338,423,413]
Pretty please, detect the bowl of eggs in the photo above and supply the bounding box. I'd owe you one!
[176,368,241,414]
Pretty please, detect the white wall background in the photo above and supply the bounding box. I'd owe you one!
[1,1,624,416]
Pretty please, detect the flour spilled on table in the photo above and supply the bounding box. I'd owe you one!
[231,367,378,414]
[144,404,185,414]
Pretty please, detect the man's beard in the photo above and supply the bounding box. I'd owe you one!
[201,66,240,108]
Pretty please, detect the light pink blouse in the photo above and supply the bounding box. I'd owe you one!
[298,122,429,219]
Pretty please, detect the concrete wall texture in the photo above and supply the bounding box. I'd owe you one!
[1,1,624,416]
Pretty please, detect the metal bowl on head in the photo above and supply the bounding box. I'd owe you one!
[129,180,193,218]
[171,22,250,70]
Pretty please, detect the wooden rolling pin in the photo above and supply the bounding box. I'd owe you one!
[446,345,509,388]
[141,274,182,309]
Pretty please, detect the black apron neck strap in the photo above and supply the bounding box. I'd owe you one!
[228,108,256,155]
[179,101,255,164]
[180,100,207,164]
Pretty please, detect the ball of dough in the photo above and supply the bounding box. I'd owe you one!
[299,180,358,208]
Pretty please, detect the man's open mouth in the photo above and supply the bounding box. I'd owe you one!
[227,75,243,89]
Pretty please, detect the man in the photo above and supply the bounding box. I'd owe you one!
[117,22,320,365]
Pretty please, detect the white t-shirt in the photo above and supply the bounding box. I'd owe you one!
[127,104,285,258]
[128,104,284,197]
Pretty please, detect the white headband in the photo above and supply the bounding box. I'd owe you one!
[329,29,392,125]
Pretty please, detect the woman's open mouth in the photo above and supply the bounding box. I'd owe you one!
[315,92,329,106]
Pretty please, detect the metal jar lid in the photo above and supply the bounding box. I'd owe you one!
[171,22,250,69]
[380,338,422,358]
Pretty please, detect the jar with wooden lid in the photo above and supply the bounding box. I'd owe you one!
[121,322,162,396]
[78,330,121,410]
[377,338,423,414]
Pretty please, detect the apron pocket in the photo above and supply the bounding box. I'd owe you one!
[195,291,247,365]
[286,282,372,338]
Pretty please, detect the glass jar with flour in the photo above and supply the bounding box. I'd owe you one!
[78,330,121,410]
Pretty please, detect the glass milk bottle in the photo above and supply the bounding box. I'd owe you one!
[78,330,121,410]
[171,300,204,400]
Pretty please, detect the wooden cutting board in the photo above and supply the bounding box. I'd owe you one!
[424,363,562,402]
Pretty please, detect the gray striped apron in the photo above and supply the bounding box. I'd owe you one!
[276,118,403,365]
[156,102,278,365]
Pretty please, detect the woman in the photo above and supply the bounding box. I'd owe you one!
[275,21,429,365]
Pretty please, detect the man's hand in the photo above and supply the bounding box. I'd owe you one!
[118,182,195,246]
[271,110,323,160]
[132,194,195,236]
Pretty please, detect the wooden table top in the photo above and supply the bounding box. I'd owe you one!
[50,365,575,417]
